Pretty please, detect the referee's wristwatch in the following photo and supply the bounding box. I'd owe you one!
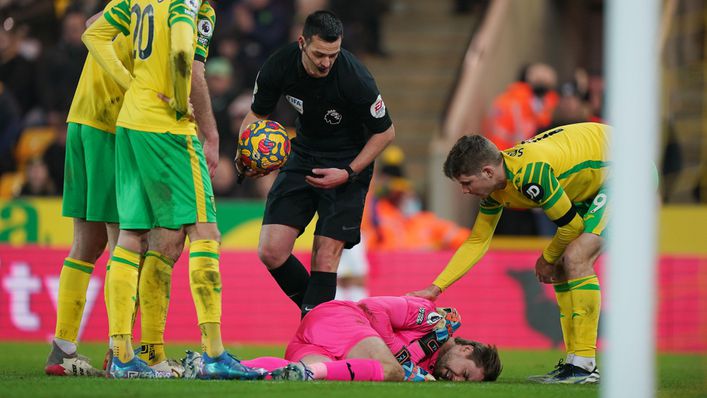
[344,166,359,182]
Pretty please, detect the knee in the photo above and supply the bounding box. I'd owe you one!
[382,361,404,381]
[70,237,107,263]
[151,239,185,263]
[258,242,289,270]
[561,246,591,275]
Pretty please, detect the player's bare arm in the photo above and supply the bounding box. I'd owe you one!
[191,61,219,178]
[305,124,395,189]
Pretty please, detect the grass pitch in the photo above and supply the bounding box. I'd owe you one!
[1,342,704,398]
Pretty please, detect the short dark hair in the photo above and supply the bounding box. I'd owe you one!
[455,337,502,381]
[302,10,343,42]
[443,135,502,179]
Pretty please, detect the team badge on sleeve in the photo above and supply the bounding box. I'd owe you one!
[370,94,386,118]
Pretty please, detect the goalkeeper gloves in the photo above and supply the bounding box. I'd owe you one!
[401,360,435,382]
[433,307,461,342]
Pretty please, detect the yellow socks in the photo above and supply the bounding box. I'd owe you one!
[55,258,95,345]
[138,251,174,365]
[553,281,575,357]
[189,240,224,357]
[568,275,601,360]
[200,323,224,358]
[108,246,141,362]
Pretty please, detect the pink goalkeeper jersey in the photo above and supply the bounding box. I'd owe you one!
[357,296,446,371]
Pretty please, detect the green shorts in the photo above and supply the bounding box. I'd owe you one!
[62,123,119,223]
[576,186,609,237]
[115,127,216,229]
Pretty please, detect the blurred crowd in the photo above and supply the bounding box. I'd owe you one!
[0,0,392,199]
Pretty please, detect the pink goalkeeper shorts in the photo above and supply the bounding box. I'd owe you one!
[284,300,379,362]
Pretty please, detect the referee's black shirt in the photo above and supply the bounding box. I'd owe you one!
[251,42,393,159]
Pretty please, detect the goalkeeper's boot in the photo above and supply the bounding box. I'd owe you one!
[527,359,567,383]
[108,355,170,379]
[199,351,267,380]
[402,360,436,382]
[543,364,600,384]
[45,341,104,377]
[270,362,314,381]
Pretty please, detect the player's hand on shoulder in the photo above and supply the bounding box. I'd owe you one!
[406,285,442,301]
[304,168,348,189]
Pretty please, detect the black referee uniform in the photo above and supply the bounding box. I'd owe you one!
[252,42,393,248]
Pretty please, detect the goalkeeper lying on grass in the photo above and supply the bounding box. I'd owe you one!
[184,296,502,382]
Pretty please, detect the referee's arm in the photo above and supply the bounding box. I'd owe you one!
[348,124,395,174]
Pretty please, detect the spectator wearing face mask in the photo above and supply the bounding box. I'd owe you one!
[482,63,559,150]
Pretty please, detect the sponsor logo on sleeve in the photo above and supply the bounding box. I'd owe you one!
[426,311,443,325]
[369,95,386,118]
[416,308,426,325]
[286,95,304,114]
[197,19,213,38]
[522,183,544,202]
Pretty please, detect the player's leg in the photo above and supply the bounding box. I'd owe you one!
[138,227,185,369]
[47,123,112,376]
[302,173,368,317]
[258,224,310,308]
[301,235,344,317]
[47,219,108,376]
[105,127,157,377]
[258,161,317,309]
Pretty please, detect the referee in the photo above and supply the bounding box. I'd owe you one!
[238,10,395,318]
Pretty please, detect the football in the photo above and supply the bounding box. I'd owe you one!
[237,120,291,173]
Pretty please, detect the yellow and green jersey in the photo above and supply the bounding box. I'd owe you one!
[433,122,610,290]
[69,0,214,134]
[103,0,215,135]
[67,0,132,133]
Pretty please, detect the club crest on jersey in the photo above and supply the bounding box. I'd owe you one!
[522,183,544,202]
[324,109,342,125]
[370,95,386,118]
[198,19,213,38]
[286,95,303,114]
[416,308,426,325]
[427,311,443,325]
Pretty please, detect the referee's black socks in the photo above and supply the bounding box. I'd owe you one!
[300,271,338,319]
[269,254,310,308]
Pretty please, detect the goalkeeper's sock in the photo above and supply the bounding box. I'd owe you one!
[300,271,337,318]
[107,246,141,361]
[189,240,224,357]
[269,255,310,307]
[320,359,384,381]
[138,251,174,365]
[568,274,601,365]
[554,281,575,357]
[54,257,95,345]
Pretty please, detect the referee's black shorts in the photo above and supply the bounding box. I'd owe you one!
[262,150,373,249]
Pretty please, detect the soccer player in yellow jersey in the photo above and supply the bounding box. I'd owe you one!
[82,0,262,379]
[410,122,611,384]
[45,1,225,378]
